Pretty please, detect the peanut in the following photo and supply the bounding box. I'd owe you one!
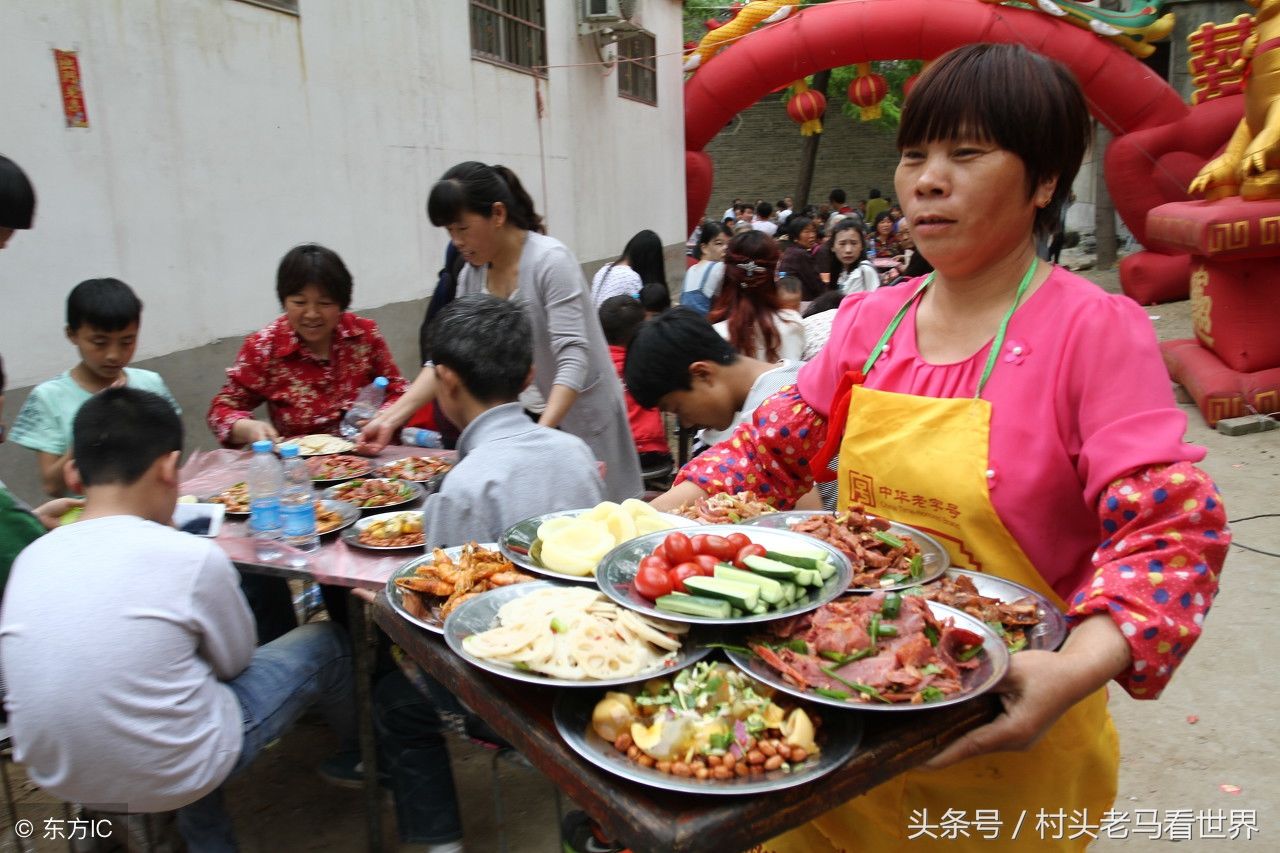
[712,765,733,780]
[734,762,749,778]
[696,767,711,780]
[706,754,722,767]
[749,764,765,776]
[764,754,784,771]
[746,749,766,766]
[614,733,633,752]
[758,741,777,757]
[637,754,656,768]
[789,746,808,763]
[626,745,640,760]
[656,761,672,774]
[721,751,737,770]
[671,761,692,777]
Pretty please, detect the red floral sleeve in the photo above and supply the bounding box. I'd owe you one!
[207,336,269,445]
[1066,461,1229,699]
[674,386,826,507]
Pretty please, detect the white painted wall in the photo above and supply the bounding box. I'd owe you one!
[0,0,686,387]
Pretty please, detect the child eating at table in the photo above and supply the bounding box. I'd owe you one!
[354,295,604,852]
[0,387,355,848]
[598,295,673,480]
[9,278,179,496]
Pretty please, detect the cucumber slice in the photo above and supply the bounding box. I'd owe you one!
[764,549,829,572]
[792,568,823,587]
[682,576,760,611]
[814,558,837,580]
[713,565,784,603]
[749,602,769,615]
[779,581,797,603]
[654,594,732,619]
[743,555,804,581]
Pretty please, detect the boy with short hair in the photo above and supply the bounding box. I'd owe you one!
[370,295,605,851]
[624,307,800,455]
[0,388,354,847]
[10,278,179,496]
[419,293,605,547]
[599,295,672,474]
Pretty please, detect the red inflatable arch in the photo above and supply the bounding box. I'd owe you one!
[683,0,1224,280]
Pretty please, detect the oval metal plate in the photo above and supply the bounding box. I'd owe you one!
[594,524,853,626]
[340,510,425,551]
[322,477,426,512]
[916,568,1067,652]
[385,543,502,635]
[553,682,863,795]
[443,580,711,687]
[499,509,695,584]
[725,600,1010,712]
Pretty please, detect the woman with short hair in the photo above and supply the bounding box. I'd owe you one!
[658,44,1228,852]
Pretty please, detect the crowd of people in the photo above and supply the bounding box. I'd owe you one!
[0,42,1230,853]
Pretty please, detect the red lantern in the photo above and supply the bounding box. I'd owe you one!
[786,79,827,136]
[848,63,888,121]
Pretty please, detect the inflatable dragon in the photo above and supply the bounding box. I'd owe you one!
[980,1,1174,58]
[684,1,797,72]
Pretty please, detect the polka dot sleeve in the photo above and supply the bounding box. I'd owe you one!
[673,386,827,507]
[1066,462,1229,699]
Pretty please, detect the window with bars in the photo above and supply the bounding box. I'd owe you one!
[470,0,547,76]
[617,32,657,105]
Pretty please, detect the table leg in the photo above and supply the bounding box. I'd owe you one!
[350,592,383,853]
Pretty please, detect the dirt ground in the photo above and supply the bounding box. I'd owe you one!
[5,267,1276,852]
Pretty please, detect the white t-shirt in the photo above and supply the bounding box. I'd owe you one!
[698,360,802,448]
[0,516,255,812]
[713,309,806,362]
[681,261,724,299]
[751,220,778,237]
[837,261,880,294]
[590,263,642,306]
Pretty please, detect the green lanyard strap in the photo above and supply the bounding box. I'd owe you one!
[860,259,1038,399]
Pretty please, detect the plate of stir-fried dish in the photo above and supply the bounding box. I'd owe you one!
[726,592,1009,711]
[388,543,535,634]
[672,491,777,524]
[907,569,1065,652]
[743,509,949,592]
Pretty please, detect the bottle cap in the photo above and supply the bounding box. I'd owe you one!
[374,376,389,388]
[252,440,274,453]
[279,445,299,458]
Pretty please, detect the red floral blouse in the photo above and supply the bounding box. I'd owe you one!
[677,388,1229,699]
[207,313,408,445]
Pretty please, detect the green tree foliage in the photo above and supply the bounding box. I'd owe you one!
[681,1,922,129]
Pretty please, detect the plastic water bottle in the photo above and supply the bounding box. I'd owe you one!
[247,439,284,561]
[279,444,319,562]
[340,376,389,438]
[400,427,443,448]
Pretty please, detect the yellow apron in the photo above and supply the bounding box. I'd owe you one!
[760,265,1118,852]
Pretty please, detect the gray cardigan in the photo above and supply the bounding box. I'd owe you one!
[457,231,643,501]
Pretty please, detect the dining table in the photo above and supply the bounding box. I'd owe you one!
[374,592,1001,853]
[180,446,1001,853]
[179,443,456,853]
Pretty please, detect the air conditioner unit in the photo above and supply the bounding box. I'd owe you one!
[581,0,637,25]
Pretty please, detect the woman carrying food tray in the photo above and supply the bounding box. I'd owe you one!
[652,44,1229,852]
